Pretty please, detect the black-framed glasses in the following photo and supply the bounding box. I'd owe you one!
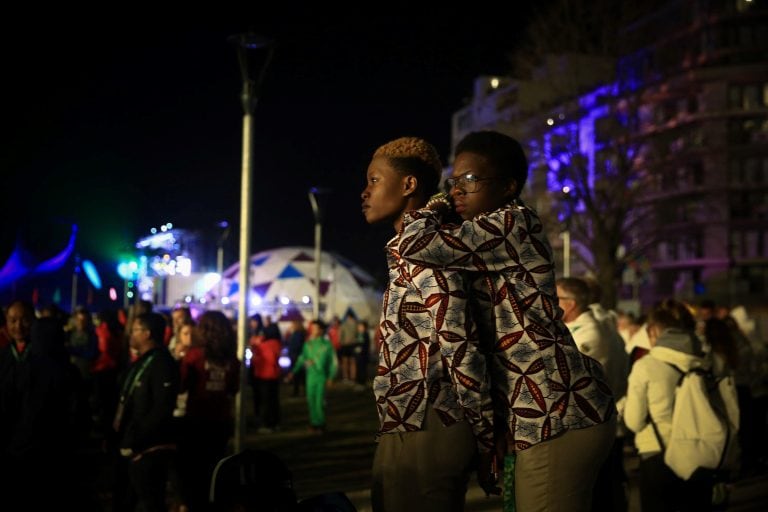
[444,172,499,193]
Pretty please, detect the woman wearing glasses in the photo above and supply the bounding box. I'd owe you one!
[397,130,616,512]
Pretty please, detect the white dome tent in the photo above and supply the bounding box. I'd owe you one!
[212,246,382,326]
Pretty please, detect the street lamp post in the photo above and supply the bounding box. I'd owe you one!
[230,33,274,453]
[307,187,331,320]
[308,188,323,320]
[216,221,231,306]
[559,187,573,278]
[561,230,571,278]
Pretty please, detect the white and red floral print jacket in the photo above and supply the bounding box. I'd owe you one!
[374,234,495,450]
[398,200,615,450]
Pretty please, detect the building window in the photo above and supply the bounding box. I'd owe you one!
[739,25,754,46]
[680,236,703,259]
[736,0,756,13]
[728,118,767,144]
[729,82,768,110]
[763,157,768,183]
[729,85,742,109]
[745,158,762,184]
[745,231,762,258]
[731,157,768,186]
[692,162,704,185]
[746,266,766,294]
[730,232,742,259]
[744,84,760,110]
[730,192,750,218]
[668,240,679,260]
[730,159,744,184]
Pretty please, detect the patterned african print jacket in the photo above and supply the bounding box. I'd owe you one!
[398,200,615,450]
[374,235,495,450]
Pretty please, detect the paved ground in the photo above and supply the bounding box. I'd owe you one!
[248,382,768,512]
[86,378,768,510]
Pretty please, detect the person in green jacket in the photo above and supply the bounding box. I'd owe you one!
[286,320,338,434]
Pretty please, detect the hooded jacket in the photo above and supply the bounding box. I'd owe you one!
[624,327,706,455]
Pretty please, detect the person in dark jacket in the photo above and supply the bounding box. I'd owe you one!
[112,311,179,512]
[286,319,307,397]
[0,303,91,510]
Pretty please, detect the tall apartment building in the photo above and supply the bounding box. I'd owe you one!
[452,0,768,308]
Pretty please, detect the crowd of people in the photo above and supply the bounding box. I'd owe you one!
[0,298,374,511]
[2,130,767,512]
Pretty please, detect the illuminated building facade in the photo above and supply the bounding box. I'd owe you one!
[452,0,768,308]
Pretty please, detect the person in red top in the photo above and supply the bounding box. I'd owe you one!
[92,309,123,437]
[327,316,341,352]
[250,319,283,433]
[177,310,240,511]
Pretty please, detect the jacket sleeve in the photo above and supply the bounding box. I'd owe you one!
[291,344,307,374]
[122,357,179,452]
[575,320,612,371]
[326,342,338,380]
[623,360,649,434]
[398,205,554,274]
[413,262,495,451]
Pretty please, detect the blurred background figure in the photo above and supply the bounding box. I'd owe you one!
[177,310,239,511]
[338,314,358,384]
[92,308,124,439]
[624,299,712,512]
[286,319,337,435]
[285,319,307,397]
[112,311,178,512]
[354,320,371,389]
[557,276,629,512]
[327,316,341,355]
[168,306,192,356]
[67,306,98,429]
[250,315,283,434]
[173,318,195,362]
[1,302,94,509]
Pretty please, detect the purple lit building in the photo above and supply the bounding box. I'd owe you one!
[451,0,768,309]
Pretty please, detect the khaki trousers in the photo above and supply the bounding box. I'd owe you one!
[371,406,477,512]
[514,416,616,512]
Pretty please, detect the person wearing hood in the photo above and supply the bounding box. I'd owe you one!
[624,298,712,512]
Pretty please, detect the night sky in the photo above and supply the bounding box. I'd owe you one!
[2,7,531,297]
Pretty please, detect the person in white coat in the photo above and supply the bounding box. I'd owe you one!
[624,299,713,512]
[557,276,629,512]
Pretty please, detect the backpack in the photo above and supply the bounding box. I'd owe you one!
[651,364,740,481]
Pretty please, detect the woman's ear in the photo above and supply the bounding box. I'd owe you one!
[506,180,518,200]
[647,324,659,347]
[403,175,418,197]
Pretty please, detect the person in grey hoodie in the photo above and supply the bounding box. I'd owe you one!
[623,299,713,512]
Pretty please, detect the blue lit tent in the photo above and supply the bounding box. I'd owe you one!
[0,225,77,290]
